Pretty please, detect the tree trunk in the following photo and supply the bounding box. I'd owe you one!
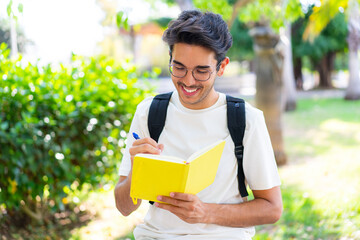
[345,0,360,100]
[281,22,297,111]
[130,25,136,62]
[250,26,287,166]
[175,0,195,11]
[293,57,303,90]
[10,16,18,57]
[291,20,304,90]
[316,52,335,88]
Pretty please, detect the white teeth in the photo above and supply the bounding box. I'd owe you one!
[183,87,197,93]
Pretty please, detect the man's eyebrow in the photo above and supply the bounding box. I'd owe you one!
[172,60,185,66]
[172,60,210,69]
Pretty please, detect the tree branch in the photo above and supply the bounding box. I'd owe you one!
[228,0,252,29]
[21,204,43,223]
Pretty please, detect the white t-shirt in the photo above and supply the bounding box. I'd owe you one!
[119,92,281,240]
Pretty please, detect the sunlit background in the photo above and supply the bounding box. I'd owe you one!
[0,0,179,64]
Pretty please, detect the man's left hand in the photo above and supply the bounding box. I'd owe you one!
[155,193,210,224]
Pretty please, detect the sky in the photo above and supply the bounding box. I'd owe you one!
[21,0,104,64]
[0,0,179,64]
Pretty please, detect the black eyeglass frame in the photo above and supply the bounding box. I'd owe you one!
[168,61,223,82]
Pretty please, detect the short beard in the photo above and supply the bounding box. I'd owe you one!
[177,78,216,107]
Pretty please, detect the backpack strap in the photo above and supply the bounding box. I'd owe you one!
[148,92,173,142]
[147,92,172,205]
[226,95,248,198]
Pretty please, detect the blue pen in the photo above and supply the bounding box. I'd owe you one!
[132,132,140,140]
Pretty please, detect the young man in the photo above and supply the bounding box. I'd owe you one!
[114,10,282,239]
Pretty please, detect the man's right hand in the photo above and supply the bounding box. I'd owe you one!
[129,137,164,165]
[114,137,164,216]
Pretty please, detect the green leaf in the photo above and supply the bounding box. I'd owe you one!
[285,0,305,23]
[303,0,349,41]
[7,0,13,17]
[194,0,232,20]
[116,11,124,28]
[18,3,23,13]
[0,122,9,130]
[116,11,129,30]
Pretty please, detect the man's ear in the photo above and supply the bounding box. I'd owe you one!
[217,57,230,77]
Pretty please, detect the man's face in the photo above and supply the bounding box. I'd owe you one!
[170,43,226,110]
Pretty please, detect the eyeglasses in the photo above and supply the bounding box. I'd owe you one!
[169,62,222,82]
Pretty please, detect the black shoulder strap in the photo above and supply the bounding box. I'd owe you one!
[226,95,248,198]
[148,92,173,142]
[147,92,172,205]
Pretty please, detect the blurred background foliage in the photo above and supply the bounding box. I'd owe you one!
[0,42,155,235]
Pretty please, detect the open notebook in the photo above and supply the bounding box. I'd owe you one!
[130,140,226,204]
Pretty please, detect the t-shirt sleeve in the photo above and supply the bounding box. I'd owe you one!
[118,97,153,176]
[243,105,281,190]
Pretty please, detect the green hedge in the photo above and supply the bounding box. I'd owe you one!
[0,43,156,221]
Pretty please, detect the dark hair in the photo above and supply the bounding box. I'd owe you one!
[162,10,233,68]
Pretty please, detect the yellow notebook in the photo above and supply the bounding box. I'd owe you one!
[130,140,226,204]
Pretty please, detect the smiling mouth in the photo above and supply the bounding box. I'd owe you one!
[179,84,201,96]
[183,86,197,93]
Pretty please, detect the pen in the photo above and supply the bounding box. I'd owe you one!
[132,132,140,140]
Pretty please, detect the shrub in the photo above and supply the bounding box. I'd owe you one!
[0,43,156,223]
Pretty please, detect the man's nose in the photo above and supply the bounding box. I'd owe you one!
[182,70,197,85]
